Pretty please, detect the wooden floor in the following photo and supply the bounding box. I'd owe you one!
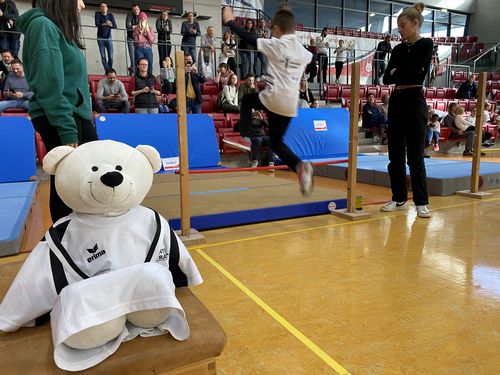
[4,153,500,374]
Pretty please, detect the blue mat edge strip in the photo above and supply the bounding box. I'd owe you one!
[168,198,347,231]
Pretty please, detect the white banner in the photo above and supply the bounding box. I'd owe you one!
[221,0,264,18]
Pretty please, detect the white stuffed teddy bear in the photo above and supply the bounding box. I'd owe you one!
[0,140,203,371]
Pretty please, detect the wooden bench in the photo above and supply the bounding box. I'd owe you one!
[0,261,226,375]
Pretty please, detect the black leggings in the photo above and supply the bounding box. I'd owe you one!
[387,87,429,205]
[240,92,301,172]
[335,61,344,80]
[32,115,99,223]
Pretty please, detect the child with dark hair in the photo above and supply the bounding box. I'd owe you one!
[222,6,314,196]
[426,113,441,151]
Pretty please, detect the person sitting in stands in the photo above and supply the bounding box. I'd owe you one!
[298,76,314,107]
[455,74,477,99]
[0,58,31,112]
[221,73,239,113]
[310,99,319,108]
[379,94,389,126]
[131,57,161,114]
[426,113,440,151]
[483,102,492,123]
[159,56,175,94]
[238,72,258,105]
[239,110,275,168]
[214,62,233,88]
[453,105,481,156]
[96,68,129,113]
[0,49,13,90]
[362,92,386,142]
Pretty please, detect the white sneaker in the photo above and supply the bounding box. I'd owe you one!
[251,160,258,168]
[268,162,275,172]
[298,161,314,196]
[416,205,431,218]
[380,201,407,212]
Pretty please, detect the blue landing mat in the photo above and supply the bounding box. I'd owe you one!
[320,155,500,196]
[0,181,37,256]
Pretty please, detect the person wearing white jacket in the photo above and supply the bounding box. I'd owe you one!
[221,73,239,113]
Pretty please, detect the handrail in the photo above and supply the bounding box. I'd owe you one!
[472,41,500,71]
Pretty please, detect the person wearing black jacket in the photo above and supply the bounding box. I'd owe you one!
[0,0,20,57]
[183,54,204,114]
[156,10,172,69]
[131,57,161,114]
[240,110,275,168]
[373,34,392,85]
[180,12,200,63]
[380,2,433,218]
[455,74,477,99]
[125,4,140,75]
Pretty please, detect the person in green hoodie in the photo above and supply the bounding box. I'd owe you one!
[18,0,98,222]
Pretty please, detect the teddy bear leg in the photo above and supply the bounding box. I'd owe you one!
[127,308,173,328]
[64,315,126,350]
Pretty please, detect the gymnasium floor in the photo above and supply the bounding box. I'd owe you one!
[5,151,500,374]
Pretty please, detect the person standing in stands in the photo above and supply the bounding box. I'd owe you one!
[380,3,433,218]
[183,53,205,114]
[94,2,116,74]
[181,11,200,63]
[221,30,237,73]
[131,57,160,114]
[373,34,392,85]
[223,5,314,196]
[125,3,140,75]
[0,0,20,57]
[155,10,171,69]
[315,27,329,84]
[334,39,351,84]
[238,19,257,79]
[133,12,155,76]
[255,18,269,79]
[18,0,98,222]
[0,48,12,90]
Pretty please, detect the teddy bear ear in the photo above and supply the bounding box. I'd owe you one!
[136,145,162,173]
[43,146,76,175]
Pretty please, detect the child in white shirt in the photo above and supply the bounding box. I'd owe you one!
[426,113,441,151]
[223,5,314,196]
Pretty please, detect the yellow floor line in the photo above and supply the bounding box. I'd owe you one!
[196,248,351,375]
[193,196,500,250]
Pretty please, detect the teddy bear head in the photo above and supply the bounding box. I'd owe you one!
[43,140,162,215]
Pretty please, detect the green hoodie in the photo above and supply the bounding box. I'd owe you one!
[18,8,92,145]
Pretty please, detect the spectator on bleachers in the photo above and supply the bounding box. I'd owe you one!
[239,19,257,79]
[96,68,129,113]
[483,102,492,123]
[0,0,20,57]
[315,27,329,84]
[298,76,314,107]
[125,4,141,75]
[159,56,175,95]
[214,62,233,88]
[255,18,270,79]
[362,92,386,142]
[131,57,160,114]
[181,11,201,63]
[427,104,447,120]
[221,30,237,73]
[0,48,12,90]
[428,44,439,86]
[221,73,239,113]
[426,113,440,151]
[466,107,494,147]
[184,53,205,114]
[453,105,476,156]
[305,38,318,83]
[373,35,392,85]
[310,99,319,108]
[200,25,216,67]
[334,40,351,84]
[156,10,172,69]
[133,12,155,76]
[379,93,389,124]
[94,2,116,74]
[0,58,31,112]
[240,109,275,168]
[455,74,477,99]
[238,73,258,104]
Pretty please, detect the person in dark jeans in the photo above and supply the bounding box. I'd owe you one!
[180,11,200,63]
[380,3,433,218]
[240,110,275,167]
[373,34,392,85]
[94,2,117,73]
[125,4,140,75]
[156,10,172,69]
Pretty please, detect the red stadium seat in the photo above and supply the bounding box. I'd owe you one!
[324,84,340,103]
[426,100,436,109]
[379,86,391,98]
[425,88,436,99]
[366,86,379,98]
[445,87,457,99]
[435,88,446,99]
[340,85,351,100]
[436,100,448,112]
[226,113,240,130]
[201,95,213,113]
[201,80,219,95]
[468,100,477,112]
[210,113,228,131]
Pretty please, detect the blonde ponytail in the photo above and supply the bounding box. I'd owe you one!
[398,2,425,27]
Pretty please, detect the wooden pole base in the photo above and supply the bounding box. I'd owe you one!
[455,190,493,199]
[331,209,372,221]
[176,228,206,245]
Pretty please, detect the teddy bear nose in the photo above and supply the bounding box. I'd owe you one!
[100,171,124,188]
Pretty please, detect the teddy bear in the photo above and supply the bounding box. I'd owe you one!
[0,140,203,371]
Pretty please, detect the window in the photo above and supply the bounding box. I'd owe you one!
[344,0,367,11]
[421,21,432,37]
[435,11,450,23]
[368,14,390,33]
[317,0,342,6]
[451,13,467,26]
[287,1,314,28]
[423,9,433,21]
[345,10,367,30]
[317,6,342,29]
[450,25,465,37]
[370,1,390,15]
[435,23,448,37]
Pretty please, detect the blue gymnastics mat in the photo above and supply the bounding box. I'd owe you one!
[0,116,37,183]
[95,114,221,169]
[0,181,37,256]
[321,155,500,196]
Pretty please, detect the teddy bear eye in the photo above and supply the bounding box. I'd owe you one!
[92,166,98,172]
[115,165,123,171]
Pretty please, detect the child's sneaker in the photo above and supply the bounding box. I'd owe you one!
[251,160,258,168]
[380,201,407,212]
[433,144,439,151]
[416,205,431,218]
[298,161,314,196]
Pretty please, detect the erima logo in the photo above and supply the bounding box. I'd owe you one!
[157,248,169,262]
[87,244,106,263]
